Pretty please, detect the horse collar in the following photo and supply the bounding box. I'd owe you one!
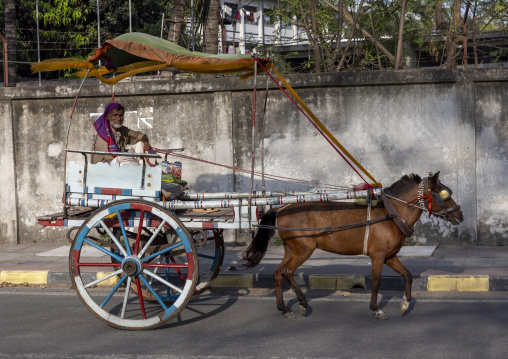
[380,192,415,238]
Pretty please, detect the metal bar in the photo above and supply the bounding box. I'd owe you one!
[141,157,146,189]
[129,0,132,33]
[65,149,161,158]
[66,188,382,211]
[260,67,271,193]
[0,32,8,87]
[36,0,41,86]
[218,9,226,55]
[63,69,90,218]
[81,152,89,189]
[160,13,165,38]
[180,190,333,200]
[191,0,194,51]
[248,57,258,229]
[163,188,382,210]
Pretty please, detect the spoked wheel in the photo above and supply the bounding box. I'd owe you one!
[191,229,225,296]
[69,199,198,330]
[125,228,224,300]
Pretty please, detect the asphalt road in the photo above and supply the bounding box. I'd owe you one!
[1,287,508,359]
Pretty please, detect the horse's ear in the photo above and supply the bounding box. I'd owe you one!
[428,171,440,188]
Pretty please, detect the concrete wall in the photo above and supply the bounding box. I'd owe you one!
[1,68,507,245]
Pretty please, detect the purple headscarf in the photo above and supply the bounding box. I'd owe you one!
[93,103,124,154]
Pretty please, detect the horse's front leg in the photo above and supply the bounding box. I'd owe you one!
[370,255,389,320]
[385,255,413,316]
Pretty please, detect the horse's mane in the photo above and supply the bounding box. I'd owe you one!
[383,174,422,196]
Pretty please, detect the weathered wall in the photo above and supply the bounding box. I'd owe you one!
[0,68,507,245]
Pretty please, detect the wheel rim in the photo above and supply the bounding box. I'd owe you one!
[69,200,198,330]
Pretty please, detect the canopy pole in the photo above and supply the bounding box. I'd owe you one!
[36,0,41,86]
[248,57,258,231]
[62,69,91,218]
[260,64,271,194]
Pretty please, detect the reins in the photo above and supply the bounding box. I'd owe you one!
[254,213,395,232]
[253,176,460,241]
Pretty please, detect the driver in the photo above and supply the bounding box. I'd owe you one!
[91,102,151,164]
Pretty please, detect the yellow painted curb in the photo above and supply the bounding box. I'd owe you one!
[212,274,253,288]
[97,272,119,286]
[308,275,366,290]
[427,275,489,291]
[337,275,366,290]
[309,275,336,290]
[0,270,48,284]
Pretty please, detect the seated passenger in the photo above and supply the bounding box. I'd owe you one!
[91,102,186,200]
[91,102,150,164]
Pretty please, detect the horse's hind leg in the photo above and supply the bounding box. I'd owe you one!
[281,245,314,317]
[274,242,313,318]
[274,243,295,318]
[385,255,413,316]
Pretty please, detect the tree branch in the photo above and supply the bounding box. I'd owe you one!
[322,0,409,70]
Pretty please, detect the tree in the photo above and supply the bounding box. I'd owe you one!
[435,0,463,68]
[202,0,219,54]
[168,0,186,45]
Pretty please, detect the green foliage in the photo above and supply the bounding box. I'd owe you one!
[3,0,508,80]
[40,0,88,27]
[0,0,173,80]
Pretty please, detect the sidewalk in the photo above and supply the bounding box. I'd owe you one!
[1,243,508,291]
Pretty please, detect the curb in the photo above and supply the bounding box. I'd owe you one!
[1,270,507,292]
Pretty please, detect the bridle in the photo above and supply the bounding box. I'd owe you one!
[384,175,461,219]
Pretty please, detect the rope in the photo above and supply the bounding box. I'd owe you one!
[382,192,446,218]
[149,146,347,190]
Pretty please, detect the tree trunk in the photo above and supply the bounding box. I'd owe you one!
[394,0,407,70]
[309,0,321,73]
[5,0,16,85]
[168,0,186,45]
[203,0,219,54]
[435,0,463,69]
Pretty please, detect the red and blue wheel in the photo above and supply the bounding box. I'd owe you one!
[69,199,198,330]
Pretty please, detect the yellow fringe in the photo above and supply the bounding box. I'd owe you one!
[31,58,93,73]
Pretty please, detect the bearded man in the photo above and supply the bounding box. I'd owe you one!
[91,103,150,164]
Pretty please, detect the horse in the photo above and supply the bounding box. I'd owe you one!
[242,172,464,320]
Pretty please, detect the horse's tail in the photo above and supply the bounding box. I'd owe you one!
[242,209,278,269]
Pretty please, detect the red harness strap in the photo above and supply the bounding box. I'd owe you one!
[409,193,433,218]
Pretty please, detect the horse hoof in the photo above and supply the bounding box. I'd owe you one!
[298,304,307,315]
[284,312,296,319]
[400,300,410,316]
[373,310,389,320]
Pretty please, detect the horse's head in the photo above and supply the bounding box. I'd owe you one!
[420,172,464,225]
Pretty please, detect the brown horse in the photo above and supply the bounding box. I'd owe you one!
[243,172,463,320]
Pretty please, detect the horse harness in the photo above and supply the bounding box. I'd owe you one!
[255,175,460,255]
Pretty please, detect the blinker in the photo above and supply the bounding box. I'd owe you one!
[438,189,451,201]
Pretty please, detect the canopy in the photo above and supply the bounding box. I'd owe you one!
[32,32,273,85]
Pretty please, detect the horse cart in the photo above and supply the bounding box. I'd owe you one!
[37,148,377,330]
[34,33,463,328]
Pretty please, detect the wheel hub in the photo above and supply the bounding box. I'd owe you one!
[122,256,142,276]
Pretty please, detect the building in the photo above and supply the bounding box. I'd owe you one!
[219,0,307,56]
